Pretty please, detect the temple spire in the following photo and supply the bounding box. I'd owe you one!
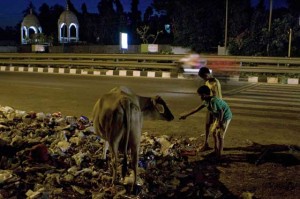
[66,0,69,11]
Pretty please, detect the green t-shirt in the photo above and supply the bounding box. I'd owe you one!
[203,96,232,120]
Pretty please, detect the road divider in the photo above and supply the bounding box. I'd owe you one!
[1,65,299,85]
[0,65,185,79]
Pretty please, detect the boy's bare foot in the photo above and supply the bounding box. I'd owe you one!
[198,144,210,152]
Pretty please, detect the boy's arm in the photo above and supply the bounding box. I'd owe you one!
[208,78,222,98]
[215,80,222,99]
[216,106,225,129]
[179,104,205,120]
[212,79,222,99]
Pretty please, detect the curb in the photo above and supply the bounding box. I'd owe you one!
[1,66,299,85]
[227,76,299,85]
[0,66,185,79]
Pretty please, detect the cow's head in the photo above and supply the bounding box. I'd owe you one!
[149,96,174,121]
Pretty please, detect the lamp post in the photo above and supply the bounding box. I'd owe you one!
[224,0,228,55]
[267,0,273,55]
[288,28,292,57]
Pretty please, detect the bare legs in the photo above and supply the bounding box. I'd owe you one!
[212,119,231,158]
[212,128,223,158]
[199,112,213,151]
[198,124,210,151]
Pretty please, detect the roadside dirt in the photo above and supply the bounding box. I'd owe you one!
[144,120,300,199]
[0,107,298,198]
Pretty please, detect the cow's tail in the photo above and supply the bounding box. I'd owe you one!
[91,99,100,133]
[120,98,131,179]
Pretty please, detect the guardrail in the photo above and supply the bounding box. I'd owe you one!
[0,53,300,75]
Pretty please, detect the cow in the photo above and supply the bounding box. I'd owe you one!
[92,86,174,190]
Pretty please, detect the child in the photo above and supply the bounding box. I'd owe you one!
[179,85,232,157]
[198,67,222,151]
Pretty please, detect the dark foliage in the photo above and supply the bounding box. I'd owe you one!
[0,0,299,56]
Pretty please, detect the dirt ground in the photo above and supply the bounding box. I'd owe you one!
[0,109,298,198]
[143,118,300,199]
[198,141,299,199]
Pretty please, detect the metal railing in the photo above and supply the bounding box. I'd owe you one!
[0,53,299,75]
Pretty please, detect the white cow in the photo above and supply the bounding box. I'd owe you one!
[92,86,174,190]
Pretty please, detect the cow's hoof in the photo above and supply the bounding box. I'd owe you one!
[132,184,142,195]
[95,159,108,169]
[123,183,141,195]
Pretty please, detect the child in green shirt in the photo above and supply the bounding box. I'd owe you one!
[180,85,232,158]
[198,67,222,152]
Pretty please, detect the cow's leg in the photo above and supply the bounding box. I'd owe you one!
[119,98,133,182]
[121,151,127,180]
[131,143,139,187]
[129,106,142,192]
[110,108,126,184]
[110,141,119,184]
[102,141,109,160]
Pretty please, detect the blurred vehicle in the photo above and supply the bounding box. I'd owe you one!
[179,54,207,75]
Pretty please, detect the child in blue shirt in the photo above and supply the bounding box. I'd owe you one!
[180,85,232,158]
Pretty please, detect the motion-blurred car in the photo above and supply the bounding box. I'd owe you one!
[179,54,207,75]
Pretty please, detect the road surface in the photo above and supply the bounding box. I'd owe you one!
[0,72,299,147]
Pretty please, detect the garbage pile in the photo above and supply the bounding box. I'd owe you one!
[0,105,228,198]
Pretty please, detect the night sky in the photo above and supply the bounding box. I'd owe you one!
[0,0,287,28]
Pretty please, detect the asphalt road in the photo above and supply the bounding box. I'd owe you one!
[1,72,299,147]
[0,72,245,116]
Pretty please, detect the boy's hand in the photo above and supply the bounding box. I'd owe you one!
[215,121,224,130]
[179,115,187,120]
[219,123,225,130]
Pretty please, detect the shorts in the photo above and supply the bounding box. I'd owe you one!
[210,119,231,139]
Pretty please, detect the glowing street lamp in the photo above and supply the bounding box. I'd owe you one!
[120,32,128,53]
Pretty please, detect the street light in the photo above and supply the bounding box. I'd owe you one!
[224,0,228,55]
[288,28,292,57]
[267,0,273,55]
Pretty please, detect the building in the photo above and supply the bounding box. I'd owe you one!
[21,2,80,45]
[21,9,42,44]
[58,4,79,43]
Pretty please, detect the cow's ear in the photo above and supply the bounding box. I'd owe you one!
[155,95,162,101]
[155,103,165,113]
[151,98,156,106]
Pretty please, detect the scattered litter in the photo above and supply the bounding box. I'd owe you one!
[0,105,229,198]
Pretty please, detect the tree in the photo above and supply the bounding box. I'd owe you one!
[136,25,162,44]
[128,0,142,44]
[227,0,252,38]
[229,0,269,56]
[287,0,300,16]
[97,0,119,44]
[114,0,127,34]
[81,3,88,14]
[269,14,300,56]
[38,4,64,44]
[170,0,225,52]
[38,4,51,36]
[143,6,153,23]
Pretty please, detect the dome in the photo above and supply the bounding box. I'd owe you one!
[22,13,40,27]
[58,10,78,25]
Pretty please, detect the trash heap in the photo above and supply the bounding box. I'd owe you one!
[0,105,229,198]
